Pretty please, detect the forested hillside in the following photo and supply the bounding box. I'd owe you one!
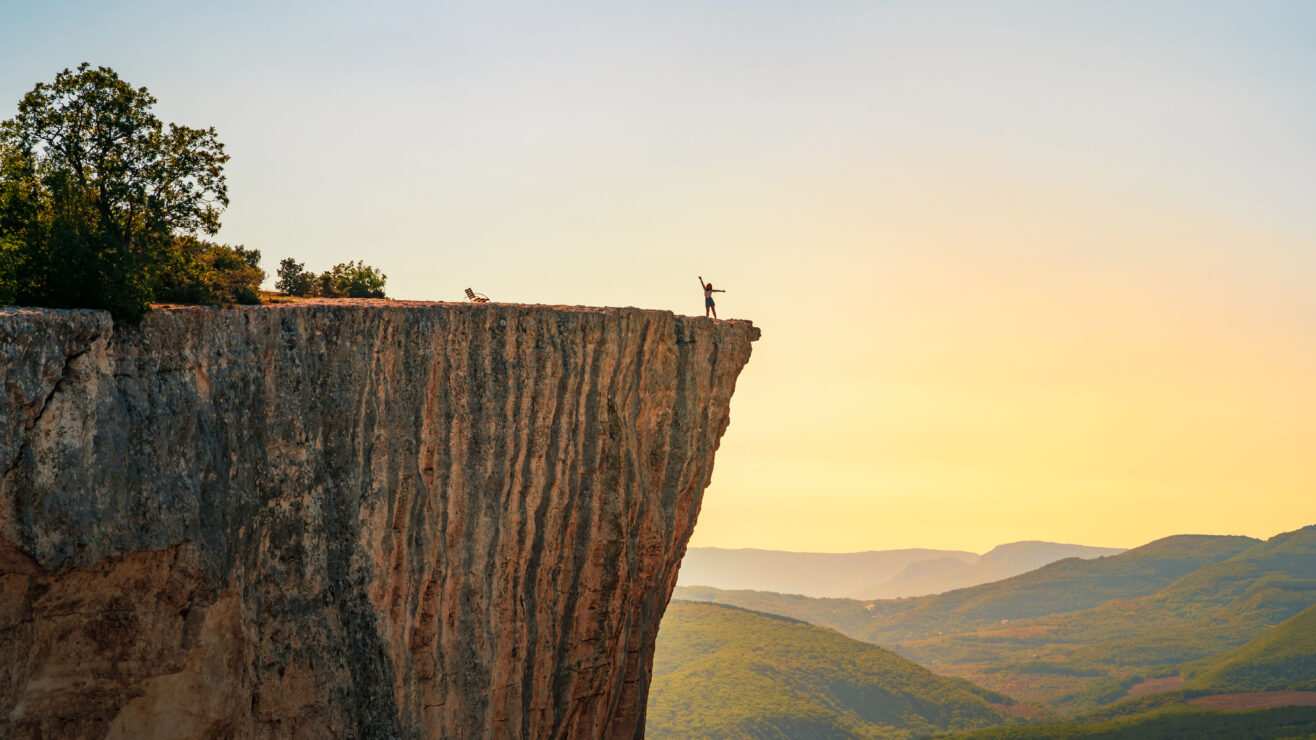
[1185,601,1316,693]
[647,602,1023,739]
[674,527,1316,714]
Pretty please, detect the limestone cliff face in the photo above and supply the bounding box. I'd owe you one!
[0,301,756,739]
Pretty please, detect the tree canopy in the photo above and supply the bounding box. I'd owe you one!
[0,63,237,320]
[1,64,395,318]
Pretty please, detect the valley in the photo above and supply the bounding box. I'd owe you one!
[656,525,1316,737]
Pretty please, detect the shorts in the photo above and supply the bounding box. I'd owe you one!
[705,297,715,307]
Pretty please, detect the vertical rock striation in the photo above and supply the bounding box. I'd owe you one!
[0,301,757,738]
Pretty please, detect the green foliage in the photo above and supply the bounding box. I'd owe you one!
[0,234,22,304]
[1185,601,1316,693]
[275,257,314,297]
[647,601,1019,739]
[272,257,388,299]
[908,525,1316,711]
[314,260,387,298]
[1075,690,1199,723]
[0,63,229,320]
[155,236,263,305]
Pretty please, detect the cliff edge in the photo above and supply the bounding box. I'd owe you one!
[0,300,757,739]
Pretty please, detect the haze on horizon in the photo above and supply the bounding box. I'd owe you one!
[3,0,1312,553]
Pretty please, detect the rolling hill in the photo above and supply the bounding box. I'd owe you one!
[676,533,1258,644]
[647,601,1023,739]
[675,528,1316,713]
[881,533,1261,641]
[999,525,1316,664]
[896,526,1316,711]
[1185,600,1316,693]
[1030,602,1316,731]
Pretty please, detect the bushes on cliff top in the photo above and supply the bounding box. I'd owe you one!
[275,257,387,299]
[0,64,261,321]
[155,237,264,305]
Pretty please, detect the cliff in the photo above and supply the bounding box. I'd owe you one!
[0,300,757,739]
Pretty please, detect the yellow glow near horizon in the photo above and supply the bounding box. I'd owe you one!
[690,165,1316,553]
[6,1,1311,553]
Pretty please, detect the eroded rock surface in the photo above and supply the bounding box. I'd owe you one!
[0,301,756,738]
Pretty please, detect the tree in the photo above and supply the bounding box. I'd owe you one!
[0,235,22,305]
[275,257,314,297]
[0,63,229,320]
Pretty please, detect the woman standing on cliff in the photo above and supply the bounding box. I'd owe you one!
[699,276,725,319]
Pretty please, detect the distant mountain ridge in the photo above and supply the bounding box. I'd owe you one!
[676,547,977,598]
[676,541,1124,598]
[850,540,1127,599]
[676,533,1258,647]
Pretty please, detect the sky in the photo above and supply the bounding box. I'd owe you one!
[3,0,1313,553]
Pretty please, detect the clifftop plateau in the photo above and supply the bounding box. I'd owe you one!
[0,301,756,738]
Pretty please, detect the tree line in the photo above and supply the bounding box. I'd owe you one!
[0,64,386,322]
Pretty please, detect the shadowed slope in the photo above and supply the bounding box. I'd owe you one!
[1185,600,1316,692]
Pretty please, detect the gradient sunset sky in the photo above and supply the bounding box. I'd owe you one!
[4,1,1312,552]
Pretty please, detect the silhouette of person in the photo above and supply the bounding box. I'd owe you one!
[699,276,725,319]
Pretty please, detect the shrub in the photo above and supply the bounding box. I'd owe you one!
[314,260,387,299]
[154,237,264,305]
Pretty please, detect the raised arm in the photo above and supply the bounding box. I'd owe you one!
[698,275,706,289]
